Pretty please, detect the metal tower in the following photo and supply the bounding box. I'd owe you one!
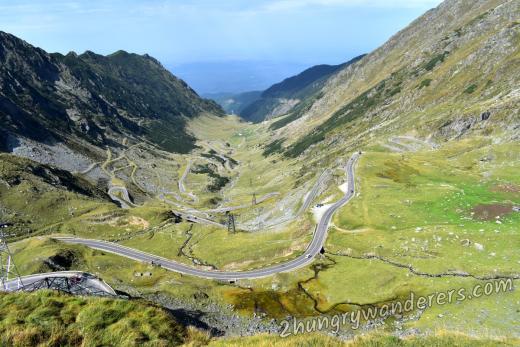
[0,224,23,291]
[226,213,236,233]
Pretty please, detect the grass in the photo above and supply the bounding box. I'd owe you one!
[0,290,186,347]
[315,139,520,335]
[5,136,520,343]
[0,153,114,239]
[2,290,517,347]
[116,217,313,271]
[207,331,519,346]
[188,222,311,270]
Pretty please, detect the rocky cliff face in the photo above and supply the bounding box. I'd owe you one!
[0,31,224,156]
[270,0,519,157]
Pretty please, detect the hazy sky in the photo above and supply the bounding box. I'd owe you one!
[1,0,443,66]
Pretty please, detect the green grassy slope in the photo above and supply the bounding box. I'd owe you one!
[0,153,115,238]
[0,290,186,347]
[2,291,516,347]
[209,332,519,347]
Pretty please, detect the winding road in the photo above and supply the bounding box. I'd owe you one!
[54,153,360,280]
[178,159,198,202]
[108,186,134,209]
[170,209,226,228]
[296,168,331,217]
[206,192,281,213]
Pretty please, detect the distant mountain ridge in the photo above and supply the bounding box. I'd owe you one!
[262,61,358,98]
[0,31,224,155]
[211,55,365,123]
[203,91,262,115]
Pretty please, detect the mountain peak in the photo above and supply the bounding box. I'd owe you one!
[0,32,224,155]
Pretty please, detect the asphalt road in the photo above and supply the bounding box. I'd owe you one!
[296,168,331,216]
[178,159,198,202]
[2,271,117,295]
[178,159,191,194]
[205,192,281,213]
[170,209,226,228]
[108,186,134,209]
[54,153,360,280]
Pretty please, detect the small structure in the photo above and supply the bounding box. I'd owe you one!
[1,223,116,297]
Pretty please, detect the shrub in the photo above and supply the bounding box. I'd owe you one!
[419,79,433,89]
[424,51,449,71]
[464,84,478,94]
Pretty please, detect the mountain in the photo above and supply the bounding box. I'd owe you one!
[203,90,262,115]
[268,0,519,157]
[0,31,224,157]
[235,56,365,123]
[1,1,520,343]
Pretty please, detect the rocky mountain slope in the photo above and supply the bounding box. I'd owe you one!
[266,0,519,158]
[0,31,224,158]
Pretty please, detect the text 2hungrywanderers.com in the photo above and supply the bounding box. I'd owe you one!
[279,279,515,337]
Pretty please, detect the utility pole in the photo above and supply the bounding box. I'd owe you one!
[252,193,257,206]
[0,223,23,291]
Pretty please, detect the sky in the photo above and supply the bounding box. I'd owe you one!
[0,0,443,93]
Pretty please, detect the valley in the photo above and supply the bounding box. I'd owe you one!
[4,112,519,341]
[0,0,519,345]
